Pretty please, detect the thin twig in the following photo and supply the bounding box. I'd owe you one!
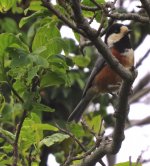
[13,110,27,166]
[96,13,106,37]
[81,4,99,11]
[99,159,106,166]
[89,12,97,24]
[62,144,74,166]
[129,87,150,104]
[135,49,150,68]
[81,120,96,137]
[56,124,87,152]
[108,12,149,23]
[129,156,132,166]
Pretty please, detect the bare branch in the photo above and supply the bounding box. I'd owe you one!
[108,12,149,23]
[130,116,150,127]
[129,87,150,104]
[81,4,99,12]
[133,73,150,94]
[135,49,150,68]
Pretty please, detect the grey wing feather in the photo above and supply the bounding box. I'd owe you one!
[82,55,106,97]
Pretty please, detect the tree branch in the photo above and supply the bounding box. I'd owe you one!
[42,0,86,37]
[135,49,150,68]
[13,109,27,166]
[107,12,149,23]
[129,87,150,104]
[56,124,87,152]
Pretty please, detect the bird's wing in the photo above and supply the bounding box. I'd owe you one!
[82,55,106,97]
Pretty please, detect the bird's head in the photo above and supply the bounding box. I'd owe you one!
[105,23,131,48]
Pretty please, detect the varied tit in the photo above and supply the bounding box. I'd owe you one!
[68,23,134,122]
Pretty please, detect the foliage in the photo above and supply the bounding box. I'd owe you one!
[0,0,149,166]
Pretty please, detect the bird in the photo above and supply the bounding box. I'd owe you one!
[68,23,134,122]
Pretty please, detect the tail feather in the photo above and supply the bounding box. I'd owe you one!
[68,89,96,122]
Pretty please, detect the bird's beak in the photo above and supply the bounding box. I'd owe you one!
[127,29,132,34]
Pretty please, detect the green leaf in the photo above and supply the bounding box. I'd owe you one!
[1,144,13,153]
[19,113,44,150]
[0,127,15,141]
[32,22,60,51]
[115,162,141,166]
[9,48,30,68]
[32,22,68,57]
[83,10,94,18]
[46,37,67,57]
[48,54,69,72]
[0,33,28,56]
[25,1,46,12]
[82,0,104,6]
[67,123,85,138]
[19,10,49,28]
[29,50,49,67]
[13,79,26,95]
[63,38,77,54]
[85,112,103,133]
[40,71,66,88]
[72,56,90,67]
[39,133,69,147]
[32,123,58,132]
[0,0,16,12]
[0,17,18,33]
[32,103,55,113]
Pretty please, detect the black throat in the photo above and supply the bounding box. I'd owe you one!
[114,35,132,53]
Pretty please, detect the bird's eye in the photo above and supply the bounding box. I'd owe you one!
[114,29,120,33]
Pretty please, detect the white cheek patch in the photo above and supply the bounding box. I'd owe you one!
[122,48,134,56]
[107,33,124,47]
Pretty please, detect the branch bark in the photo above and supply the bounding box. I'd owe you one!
[108,12,149,23]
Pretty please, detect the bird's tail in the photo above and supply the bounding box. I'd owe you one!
[68,89,96,122]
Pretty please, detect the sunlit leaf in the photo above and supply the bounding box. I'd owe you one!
[0,33,28,56]
[32,21,69,57]
[115,162,141,166]
[19,10,49,28]
[39,133,69,147]
[82,0,105,6]
[40,71,66,88]
[32,103,55,113]
[0,0,16,12]
[25,1,46,12]
[72,56,90,67]
[67,123,85,138]
[0,127,15,141]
